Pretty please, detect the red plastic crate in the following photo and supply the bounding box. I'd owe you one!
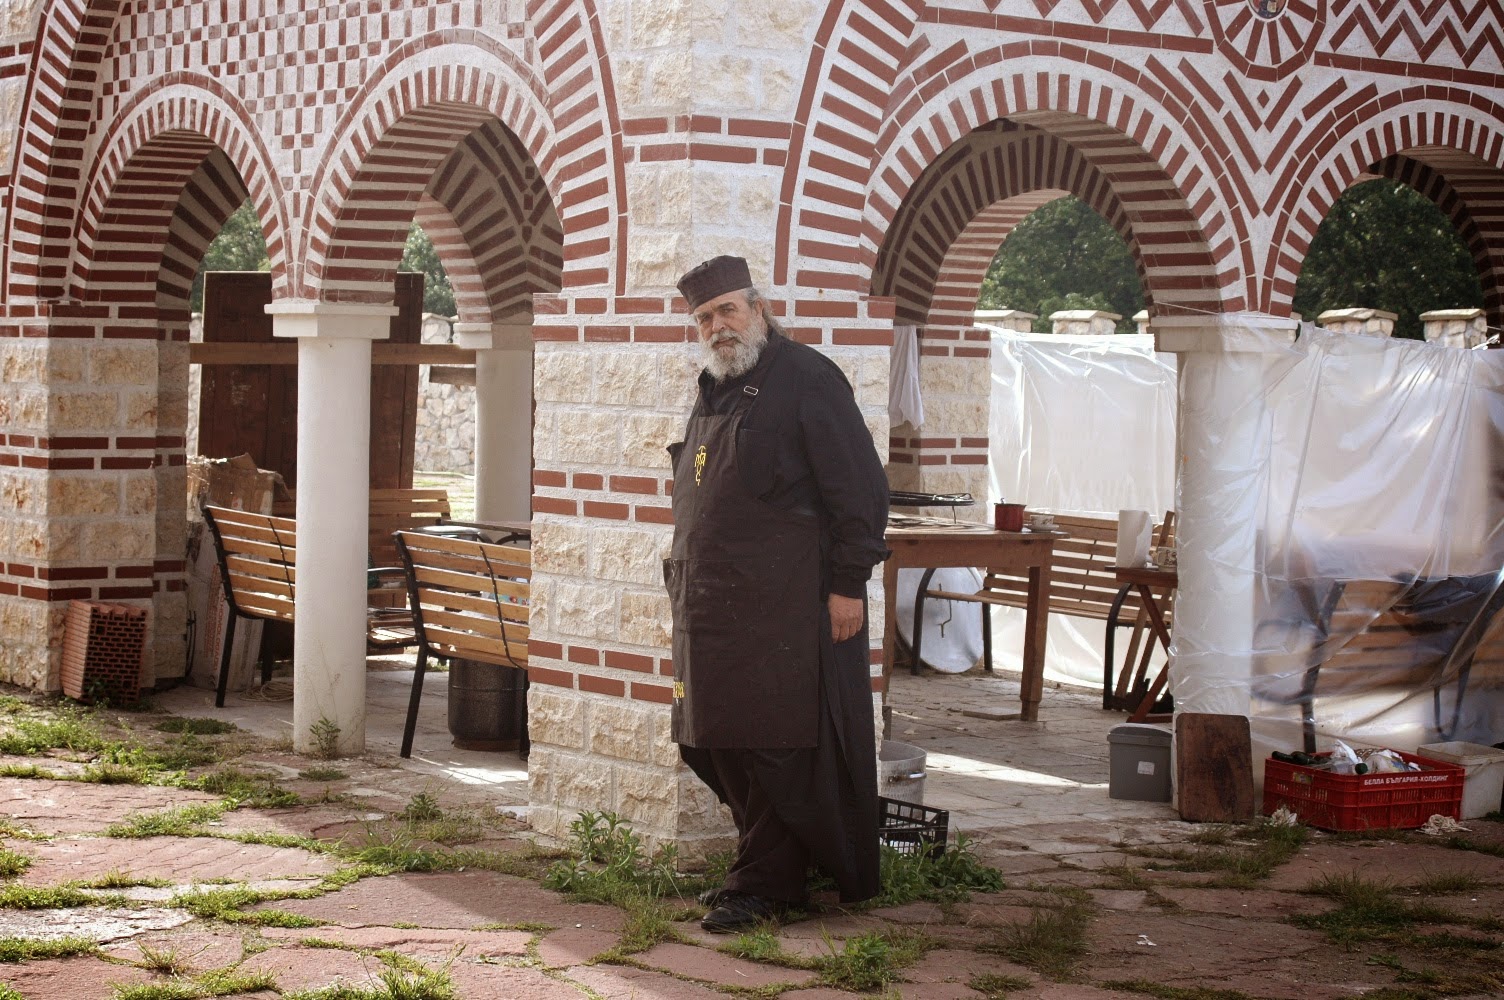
[1262,749,1464,831]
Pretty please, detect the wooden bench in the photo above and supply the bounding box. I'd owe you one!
[915,512,1174,711]
[1269,575,1504,750]
[393,530,531,759]
[200,505,418,707]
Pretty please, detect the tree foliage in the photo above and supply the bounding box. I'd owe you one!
[978,196,1142,334]
[191,201,455,317]
[1292,179,1482,339]
[190,200,268,311]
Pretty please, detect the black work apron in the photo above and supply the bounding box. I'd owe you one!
[666,346,821,749]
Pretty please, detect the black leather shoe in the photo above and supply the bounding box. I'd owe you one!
[700,891,787,934]
[697,887,728,908]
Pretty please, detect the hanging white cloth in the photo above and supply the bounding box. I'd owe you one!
[889,324,924,428]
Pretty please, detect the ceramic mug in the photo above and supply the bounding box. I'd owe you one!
[1027,513,1055,531]
[1151,545,1178,569]
[994,502,1025,532]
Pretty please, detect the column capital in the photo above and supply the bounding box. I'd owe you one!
[267,301,398,340]
[453,321,532,351]
[1151,312,1298,355]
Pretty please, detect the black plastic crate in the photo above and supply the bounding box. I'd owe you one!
[878,796,949,857]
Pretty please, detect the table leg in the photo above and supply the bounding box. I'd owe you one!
[1020,562,1049,722]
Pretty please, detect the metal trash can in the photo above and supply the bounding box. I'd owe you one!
[447,659,529,756]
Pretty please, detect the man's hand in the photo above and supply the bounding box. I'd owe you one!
[828,593,865,644]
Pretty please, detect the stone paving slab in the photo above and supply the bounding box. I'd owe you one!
[446,959,591,999]
[0,780,222,835]
[235,944,385,993]
[260,923,533,959]
[255,870,623,932]
[0,956,153,1000]
[565,963,729,999]
[635,940,817,989]
[900,946,1034,986]
[1151,886,1336,918]
[534,925,620,967]
[102,928,250,971]
[0,905,192,943]
[21,834,340,885]
[1263,838,1504,890]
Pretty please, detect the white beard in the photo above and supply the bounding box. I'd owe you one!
[702,313,769,381]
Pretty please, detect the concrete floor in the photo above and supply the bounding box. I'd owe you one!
[155,654,1177,840]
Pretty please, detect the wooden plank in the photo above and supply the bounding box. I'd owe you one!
[188,342,479,366]
[398,531,533,566]
[1176,713,1255,822]
[417,591,529,625]
[423,608,530,641]
[413,568,529,603]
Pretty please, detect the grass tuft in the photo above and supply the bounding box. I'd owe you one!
[106,803,229,838]
[982,886,1094,981]
[153,718,237,736]
[814,928,930,992]
[0,847,32,879]
[0,935,99,962]
[969,972,1033,998]
[299,766,348,782]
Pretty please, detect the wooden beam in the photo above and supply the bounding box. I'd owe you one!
[189,343,477,366]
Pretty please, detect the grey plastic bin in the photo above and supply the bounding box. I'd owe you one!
[1108,723,1173,801]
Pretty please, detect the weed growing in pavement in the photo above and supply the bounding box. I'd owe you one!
[300,766,348,782]
[134,942,191,974]
[153,718,237,736]
[814,928,930,992]
[113,965,281,999]
[0,847,31,878]
[182,766,300,808]
[1362,952,1504,999]
[0,712,106,755]
[0,763,50,779]
[1099,982,1261,1000]
[864,834,1005,907]
[543,810,717,906]
[719,927,817,969]
[398,791,443,822]
[981,886,1094,981]
[171,884,324,928]
[281,953,458,1000]
[968,972,1033,998]
[1136,819,1306,887]
[0,935,98,962]
[1404,871,1490,895]
[0,883,123,909]
[80,870,172,890]
[1290,872,1487,948]
[1441,834,1504,859]
[310,717,342,760]
[106,802,230,838]
[0,985,18,1000]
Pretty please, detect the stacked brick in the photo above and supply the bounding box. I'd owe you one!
[60,599,148,705]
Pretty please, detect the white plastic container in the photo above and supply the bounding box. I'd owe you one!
[1418,741,1504,819]
[879,740,927,804]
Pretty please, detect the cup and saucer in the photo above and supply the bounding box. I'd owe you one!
[1026,513,1056,532]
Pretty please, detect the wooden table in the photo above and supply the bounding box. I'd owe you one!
[882,517,1061,722]
[1110,565,1177,722]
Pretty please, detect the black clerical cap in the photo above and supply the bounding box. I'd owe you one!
[677,255,753,310]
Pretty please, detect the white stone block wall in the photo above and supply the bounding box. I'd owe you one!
[1317,307,1397,337]
[1050,309,1123,337]
[1421,308,1489,348]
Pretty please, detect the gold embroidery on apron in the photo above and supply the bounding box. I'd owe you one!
[694,445,707,485]
[673,681,685,699]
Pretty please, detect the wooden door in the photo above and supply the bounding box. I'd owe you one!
[197,271,423,490]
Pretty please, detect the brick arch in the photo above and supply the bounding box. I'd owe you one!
[872,125,1138,327]
[1268,94,1504,321]
[4,0,134,299]
[299,35,601,304]
[417,120,566,327]
[68,83,290,308]
[863,57,1224,318]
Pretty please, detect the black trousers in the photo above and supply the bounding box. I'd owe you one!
[686,747,812,904]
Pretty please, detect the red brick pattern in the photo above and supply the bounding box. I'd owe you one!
[60,599,148,704]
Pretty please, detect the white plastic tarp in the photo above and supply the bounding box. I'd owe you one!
[1231,326,1504,753]
[984,329,1178,689]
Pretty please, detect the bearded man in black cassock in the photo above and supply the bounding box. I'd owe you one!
[664,255,891,933]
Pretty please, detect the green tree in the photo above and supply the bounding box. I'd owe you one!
[400,223,455,317]
[190,199,269,311]
[1293,179,1483,339]
[979,196,1142,334]
[191,203,455,318]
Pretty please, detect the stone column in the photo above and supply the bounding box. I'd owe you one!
[267,301,396,755]
[1050,309,1121,336]
[1421,308,1488,349]
[1153,313,1298,730]
[1316,307,1396,338]
[454,321,532,522]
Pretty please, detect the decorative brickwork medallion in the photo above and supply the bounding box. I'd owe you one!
[1208,0,1325,80]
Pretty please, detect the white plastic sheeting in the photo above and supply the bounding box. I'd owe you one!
[984,329,1178,688]
[1233,326,1504,753]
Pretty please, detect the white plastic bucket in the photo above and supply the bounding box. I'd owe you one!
[879,739,927,804]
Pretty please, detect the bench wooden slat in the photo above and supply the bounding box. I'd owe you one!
[414,587,529,624]
[411,565,530,602]
[425,625,529,661]
[402,548,530,578]
[401,532,533,567]
[422,608,530,643]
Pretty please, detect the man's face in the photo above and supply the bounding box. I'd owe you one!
[694,289,768,380]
